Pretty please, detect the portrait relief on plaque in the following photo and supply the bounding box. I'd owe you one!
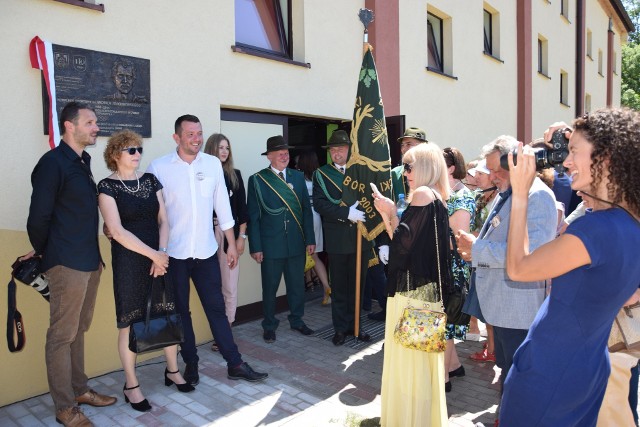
[43,44,151,137]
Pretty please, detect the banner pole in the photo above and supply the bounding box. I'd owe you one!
[354,227,362,339]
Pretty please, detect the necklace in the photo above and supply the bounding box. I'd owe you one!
[452,180,464,192]
[116,171,140,193]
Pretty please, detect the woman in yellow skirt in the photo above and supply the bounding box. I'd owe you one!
[373,143,453,426]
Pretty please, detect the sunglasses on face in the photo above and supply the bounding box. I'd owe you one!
[403,162,413,172]
[121,147,143,155]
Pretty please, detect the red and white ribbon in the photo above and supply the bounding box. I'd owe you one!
[29,36,59,149]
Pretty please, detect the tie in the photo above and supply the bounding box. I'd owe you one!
[278,171,285,181]
[340,167,345,174]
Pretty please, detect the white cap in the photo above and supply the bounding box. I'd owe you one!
[470,159,490,176]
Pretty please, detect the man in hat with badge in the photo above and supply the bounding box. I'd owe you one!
[312,130,372,345]
[247,135,316,343]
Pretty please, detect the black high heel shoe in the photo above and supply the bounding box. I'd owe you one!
[165,368,195,392]
[123,384,151,412]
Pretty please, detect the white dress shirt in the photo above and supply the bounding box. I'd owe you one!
[148,151,234,260]
[270,166,286,180]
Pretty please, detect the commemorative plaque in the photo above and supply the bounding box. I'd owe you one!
[44,45,151,137]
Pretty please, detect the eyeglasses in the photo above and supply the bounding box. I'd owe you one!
[121,147,143,155]
[403,162,413,173]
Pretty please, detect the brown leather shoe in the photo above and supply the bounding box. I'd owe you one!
[75,389,117,407]
[55,406,93,427]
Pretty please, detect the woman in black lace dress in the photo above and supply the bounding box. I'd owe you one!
[98,130,193,413]
[373,142,453,426]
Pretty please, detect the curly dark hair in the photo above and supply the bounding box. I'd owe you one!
[104,130,143,172]
[572,107,640,216]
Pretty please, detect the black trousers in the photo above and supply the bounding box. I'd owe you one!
[328,252,369,332]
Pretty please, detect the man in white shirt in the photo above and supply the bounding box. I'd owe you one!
[148,114,267,385]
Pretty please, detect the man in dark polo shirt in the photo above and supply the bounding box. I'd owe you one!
[27,102,116,427]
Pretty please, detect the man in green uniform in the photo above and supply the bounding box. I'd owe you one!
[312,130,372,345]
[247,135,316,343]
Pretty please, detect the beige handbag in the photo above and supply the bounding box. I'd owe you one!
[608,302,640,353]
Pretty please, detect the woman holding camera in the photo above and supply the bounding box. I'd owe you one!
[98,130,193,413]
[499,107,640,425]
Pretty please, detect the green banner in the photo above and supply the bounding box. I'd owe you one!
[342,45,392,241]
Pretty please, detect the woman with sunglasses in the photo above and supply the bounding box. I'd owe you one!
[373,143,453,426]
[98,130,193,413]
[204,133,249,349]
[499,108,640,426]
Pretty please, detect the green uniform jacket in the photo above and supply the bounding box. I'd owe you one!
[247,167,315,259]
[312,165,372,255]
[390,164,407,203]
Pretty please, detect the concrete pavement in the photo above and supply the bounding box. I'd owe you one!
[0,296,501,426]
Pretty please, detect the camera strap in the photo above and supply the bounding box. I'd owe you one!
[6,277,25,353]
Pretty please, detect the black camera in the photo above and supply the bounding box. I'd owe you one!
[500,129,569,174]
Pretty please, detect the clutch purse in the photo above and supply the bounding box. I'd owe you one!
[393,208,447,353]
[608,302,640,353]
[394,301,447,352]
[304,253,315,273]
[129,273,184,354]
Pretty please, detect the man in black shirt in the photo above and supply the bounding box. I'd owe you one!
[27,102,116,427]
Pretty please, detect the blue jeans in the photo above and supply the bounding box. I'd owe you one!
[170,255,242,368]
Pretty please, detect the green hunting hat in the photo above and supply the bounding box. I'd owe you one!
[261,135,290,155]
[322,130,351,148]
[397,127,428,143]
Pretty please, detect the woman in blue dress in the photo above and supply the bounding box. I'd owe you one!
[499,107,640,426]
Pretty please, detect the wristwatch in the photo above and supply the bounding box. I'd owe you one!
[239,234,248,240]
[159,247,168,252]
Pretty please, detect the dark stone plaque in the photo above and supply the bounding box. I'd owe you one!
[49,45,151,137]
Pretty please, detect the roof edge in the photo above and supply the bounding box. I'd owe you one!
[609,0,635,33]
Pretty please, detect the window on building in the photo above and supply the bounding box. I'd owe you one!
[427,12,443,72]
[598,49,603,75]
[561,0,569,19]
[585,93,591,113]
[586,29,592,58]
[483,4,501,60]
[483,9,493,55]
[560,70,569,105]
[235,0,291,58]
[538,36,549,76]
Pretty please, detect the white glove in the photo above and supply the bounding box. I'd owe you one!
[348,201,365,223]
[378,245,389,265]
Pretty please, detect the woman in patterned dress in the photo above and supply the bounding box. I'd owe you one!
[442,147,476,392]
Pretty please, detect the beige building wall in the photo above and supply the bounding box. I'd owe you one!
[0,0,365,405]
[0,0,629,406]
[400,1,519,158]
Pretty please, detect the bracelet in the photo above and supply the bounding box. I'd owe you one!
[159,247,167,252]
[239,234,248,240]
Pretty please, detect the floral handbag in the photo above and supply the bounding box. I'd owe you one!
[393,210,447,353]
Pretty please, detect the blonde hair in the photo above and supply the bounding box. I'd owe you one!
[204,133,239,190]
[403,143,450,201]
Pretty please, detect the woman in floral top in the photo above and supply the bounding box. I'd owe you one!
[443,147,477,393]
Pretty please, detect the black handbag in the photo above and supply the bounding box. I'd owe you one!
[446,230,471,326]
[128,273,183,354]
